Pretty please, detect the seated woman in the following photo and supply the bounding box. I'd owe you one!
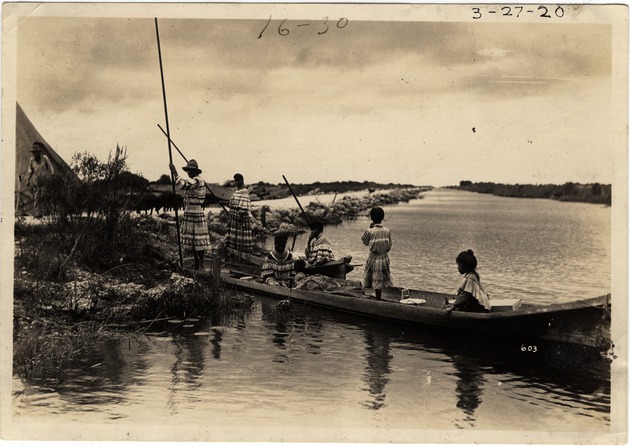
[447,249,491,313]
[261,233,296,287]
[305,220,335,266]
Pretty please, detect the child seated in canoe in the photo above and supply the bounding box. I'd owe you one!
[305,220,336,266]
[261,232,296,287]
[447,249,491,313]
[361,207,393,301]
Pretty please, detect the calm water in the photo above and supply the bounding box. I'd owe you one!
[287,189,611,304]
[13,189,613,438]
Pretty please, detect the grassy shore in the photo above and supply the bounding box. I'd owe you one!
[13,215,255,382]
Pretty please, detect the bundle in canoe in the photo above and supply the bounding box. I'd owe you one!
[225,247,354,279]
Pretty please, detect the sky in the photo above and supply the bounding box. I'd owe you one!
[14,10,616,187]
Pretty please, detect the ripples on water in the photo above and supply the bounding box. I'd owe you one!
[13,190,612,435]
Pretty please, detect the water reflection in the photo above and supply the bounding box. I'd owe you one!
[14,295,611,430]
[260,300,291,363]
[182,336,206,384]
[166,336,208,412]
[292,315,324,356]
[450,355,486,428]
[28,337,151,408]
[167,338,184,413]
[260,300,327,363]
[210,329,222,359]
[362,331,392,410]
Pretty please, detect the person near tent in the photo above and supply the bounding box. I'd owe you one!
[26,142,55,216]
[226,173,254,254]
[169,160,211,270]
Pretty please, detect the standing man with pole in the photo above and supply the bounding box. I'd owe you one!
[155,18,183,268]
[170,160,211,270]
[157,123,229,214]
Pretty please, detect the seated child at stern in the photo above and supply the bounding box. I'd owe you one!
[447,249,491,313]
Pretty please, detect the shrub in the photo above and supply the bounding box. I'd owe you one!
[32,145,153,272]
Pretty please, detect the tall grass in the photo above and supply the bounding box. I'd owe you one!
[13,320,103,382]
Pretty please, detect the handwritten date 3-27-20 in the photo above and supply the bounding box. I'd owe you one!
[258,16,349,39]
[472,5,566,20]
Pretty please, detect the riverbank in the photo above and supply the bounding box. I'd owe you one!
[13,216,253,383]
[450,182,611,205]
[13,186,427,382]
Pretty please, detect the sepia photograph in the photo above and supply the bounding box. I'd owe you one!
[1,2,627,445]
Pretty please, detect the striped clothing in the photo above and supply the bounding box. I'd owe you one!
[361,224,393,290]
[175,175,210,251]
[261,250,295,287]
[226,188,253,253]
[306,234,335,265]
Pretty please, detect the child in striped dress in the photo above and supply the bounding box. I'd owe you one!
[170,160,211,270]
[361,207,393,301]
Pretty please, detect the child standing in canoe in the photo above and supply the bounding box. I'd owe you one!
[361,207,393,301]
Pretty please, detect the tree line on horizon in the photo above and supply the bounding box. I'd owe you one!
[153,175,417,194]
[452,181,611,205]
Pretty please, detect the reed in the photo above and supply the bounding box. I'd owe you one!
[13,320,103,382]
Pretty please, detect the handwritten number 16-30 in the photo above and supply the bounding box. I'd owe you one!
[258,16,349,38]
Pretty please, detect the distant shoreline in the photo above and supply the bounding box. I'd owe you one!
[448,182,611,206]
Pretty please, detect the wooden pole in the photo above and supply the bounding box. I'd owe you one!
[155,18,184,268]
[282,175,312,228]
[157,123,188,162]
[157,123,229,213]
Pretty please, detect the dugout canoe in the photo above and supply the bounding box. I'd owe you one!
[221,270,612,350]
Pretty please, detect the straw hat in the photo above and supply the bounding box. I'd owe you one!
[182,159,202,174]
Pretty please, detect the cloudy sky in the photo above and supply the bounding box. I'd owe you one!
[14,8,615,186]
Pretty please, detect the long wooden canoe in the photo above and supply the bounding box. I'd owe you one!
[221,271,611,350]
